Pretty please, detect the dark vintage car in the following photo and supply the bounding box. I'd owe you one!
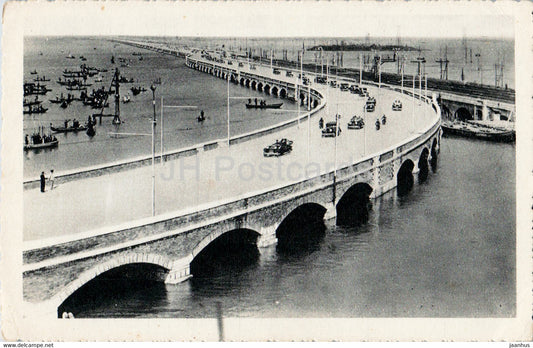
[286,71,294,77]
[365,103,375,112]
[339,82,350,91]
[238,62,244,67]
[273,68,281,75]
[347,115,365,130]
[322,121,341,137]
[329,80,337,88]
[315,76,327,84]
[263,138,293,157]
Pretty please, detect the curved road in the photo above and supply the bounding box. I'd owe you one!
[24,56,438,245]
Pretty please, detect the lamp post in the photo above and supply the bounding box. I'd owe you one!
[150,84,157,216]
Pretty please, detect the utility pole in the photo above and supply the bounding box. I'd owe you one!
[150,84,157,216]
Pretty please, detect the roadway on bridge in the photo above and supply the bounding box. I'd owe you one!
[24,63,437,245]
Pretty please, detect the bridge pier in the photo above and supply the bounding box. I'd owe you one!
[323,202,336,221]
[257,225,278,248]
[164,256,193,284]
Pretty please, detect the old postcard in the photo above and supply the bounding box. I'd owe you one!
[1,1,531,341]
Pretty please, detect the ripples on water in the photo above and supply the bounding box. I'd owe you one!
[62,136,515,318]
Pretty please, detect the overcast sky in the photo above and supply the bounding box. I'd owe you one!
[14,2,516,39]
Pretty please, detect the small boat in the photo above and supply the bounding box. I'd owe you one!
[50,121,87,133]
[24,131,58,151]
[131,86,147,95]
[60,100,69,109]
[95,76,103,82]
[23,105,48,114]
[119,76,134,83]
[23,98,42,107]
[66,53,76,59]
[34,76,50,82]
[245,102,283,109]
[122,95,131,103]
[441,121,515,143]
[30,70,38,75]
[24,139,58,151]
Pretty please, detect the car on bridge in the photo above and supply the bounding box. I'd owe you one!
[286,71,294,77]
[340,82,350,91]
[329,80,337,88]
[347,115,365,129]
[366,102,375,112]
[273,68,281,75]
[263,138,293,157]
[322,121,342,137]
[392,99,402,111]
[315,76,327,84]
[238,62,244,67]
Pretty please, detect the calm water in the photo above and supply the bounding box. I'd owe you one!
[64,136,515,318]
[23,37,299,178]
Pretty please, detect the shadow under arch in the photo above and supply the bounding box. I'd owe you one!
[336,183,373,227]
[455,107,473,122]
[190,228,260,278]
[397,159,415,196]
[276,203,327,256]
[57,259,171,318]
[418,148,430,183]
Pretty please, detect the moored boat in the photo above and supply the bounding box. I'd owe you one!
[245,102,283,109]
[441,121,515,143]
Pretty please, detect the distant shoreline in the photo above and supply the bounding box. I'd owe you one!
[308,44,419,52]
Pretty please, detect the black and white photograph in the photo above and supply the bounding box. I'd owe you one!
[1,1,531,342]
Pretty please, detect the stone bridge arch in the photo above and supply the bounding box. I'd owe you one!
[189,227,261,277]
[274,202,327,251]
[279,88,287,99]
[264,84,271,95]
[336,182,373,226]
[271,86,279,97]
[397,159,415,196]
[240,77,245,86]
[257,82,264,92]
[191,226,261,260]
[251,80,257,90]
[52,253,174,314]
[417,147,430,183]
[454,107,473,121]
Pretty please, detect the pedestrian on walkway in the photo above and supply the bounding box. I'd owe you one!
[40,171,46,192]
[49,169,55,190]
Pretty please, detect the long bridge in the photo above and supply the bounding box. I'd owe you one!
[24,39,442,317]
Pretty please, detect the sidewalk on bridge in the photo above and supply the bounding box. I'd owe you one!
[24,82,437,244]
